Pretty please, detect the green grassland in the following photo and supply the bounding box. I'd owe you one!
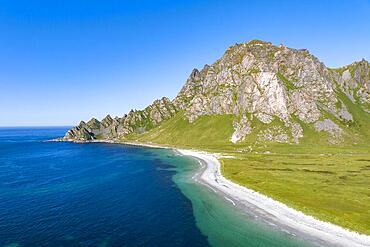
[221,149,370,235]
[125,108,370,234]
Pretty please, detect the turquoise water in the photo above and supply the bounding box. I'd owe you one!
[167,155,317,247]
[0,127,317,247]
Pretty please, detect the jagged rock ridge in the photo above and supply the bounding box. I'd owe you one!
[63,97,177,141]
[61,40,370,144]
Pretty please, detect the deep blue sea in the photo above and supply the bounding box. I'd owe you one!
[0,127,210,247]
[0,127,316,247]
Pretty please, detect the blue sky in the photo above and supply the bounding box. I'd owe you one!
[1,0,369,126]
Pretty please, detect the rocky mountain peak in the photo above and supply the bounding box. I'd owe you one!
[175,40,333,119]
[247,39,273,46]
[86,118,100,129]
[190,68,200,79]
[172,40,369,144]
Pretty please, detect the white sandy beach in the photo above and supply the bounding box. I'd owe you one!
[177,149,370,247]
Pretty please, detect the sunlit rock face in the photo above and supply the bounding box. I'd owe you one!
[174,40,369,144]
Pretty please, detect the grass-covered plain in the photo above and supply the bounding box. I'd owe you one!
[126,110,370,235]
[220,147,370,235]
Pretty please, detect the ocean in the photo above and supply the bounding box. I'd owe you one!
[0,127,316,247]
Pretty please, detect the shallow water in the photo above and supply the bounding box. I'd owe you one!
[0,127,317,247]
[167,154,318,247]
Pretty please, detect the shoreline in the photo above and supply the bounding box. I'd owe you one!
[54,139,370,246]
[177,149,370,247]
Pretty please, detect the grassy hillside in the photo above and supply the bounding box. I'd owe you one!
[127,111,236,151]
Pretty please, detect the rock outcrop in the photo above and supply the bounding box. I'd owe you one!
[62,97,177,141]
[61,40,370,145]
[333,59,370,112]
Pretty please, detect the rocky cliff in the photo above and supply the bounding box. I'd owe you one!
[61,40,370,145]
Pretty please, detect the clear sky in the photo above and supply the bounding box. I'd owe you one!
[1,0,369,126]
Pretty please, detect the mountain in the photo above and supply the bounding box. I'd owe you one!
[60,40,370,147]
